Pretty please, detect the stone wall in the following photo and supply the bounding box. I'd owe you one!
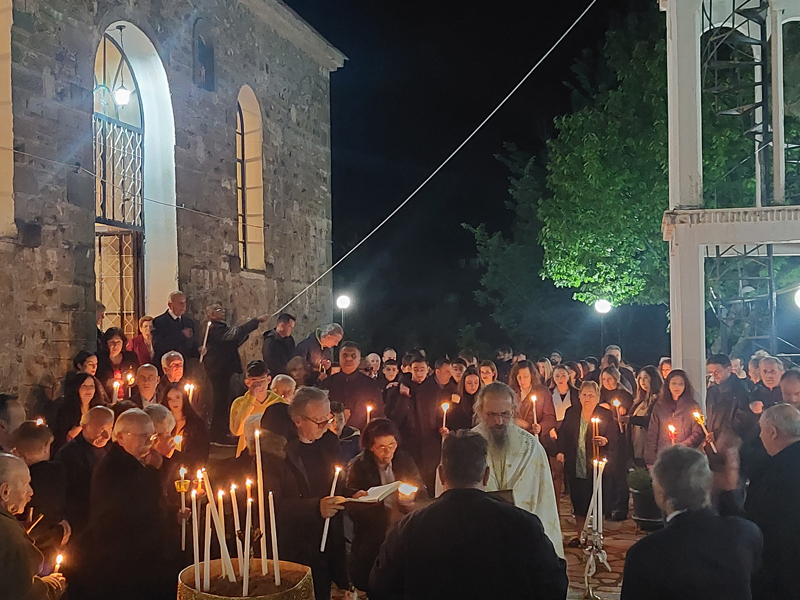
[0,0,342,405]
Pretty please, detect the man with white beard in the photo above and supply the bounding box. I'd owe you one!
[473,382,564,557]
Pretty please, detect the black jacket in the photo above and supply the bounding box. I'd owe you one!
[95,351,140,400]
[558,404,618,480]
[203,318,260,381]
[24,460,67,558]
[152,310,199,370]
[346,449,427,592]
[294,332,331,374]
[321,370,383,431]
[707,375,751,438]
[621,508,762,600]
[721,440,800,600]
[368,487,568,600]
[87,443,172,600]
[54,435,108,536]
[259,428,349,598]
[262,329,296,376]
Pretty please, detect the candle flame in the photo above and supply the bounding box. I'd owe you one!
[218,489,224,498]
[441,402,450,413]
[591,417,600,424]
[668,424,676,433]
[56,554,63,566]
[126,373,134,383]
[184,383,194,392]
[612,399,620,407]
[398,483,419,496]
[335,465,342,474]
[255,429,261,438]
[231,483,237,490]
[366,404,373,413]
[179,466,187,477]
[196,470,203,480]
[192,489,197,497]
[174,435,183,445]
[531,395,537,403]
[35,418,44,426]
[248,497,253,504]
[246,478,252,487]
[113,381,120,389]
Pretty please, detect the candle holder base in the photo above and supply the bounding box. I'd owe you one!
[179,559,313,599]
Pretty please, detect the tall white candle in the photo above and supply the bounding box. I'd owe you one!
[230,484,244,576]
[201,470,236,582]
[180,467,187,552]
[254,430,269,575]
[441,402,450,429]
[320,466,341,553]
[191,490,201,590]
[598,459,607,535]
[269,491,281,586]
[243,498,253,596]
[531,395,538,427]
[366,404,373,425]
[203,500,211,591]
[217,490,227,579]
[199,321,211,363]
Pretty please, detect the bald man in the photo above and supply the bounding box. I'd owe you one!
[0,453,65,599]
[87,409,173,600]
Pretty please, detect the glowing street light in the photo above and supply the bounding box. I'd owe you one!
[794,288,800,309]
[336,294,351,328]
[594,299,612,314]
[114,85,131,107]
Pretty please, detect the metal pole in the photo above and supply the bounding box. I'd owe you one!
[771,0,786,205]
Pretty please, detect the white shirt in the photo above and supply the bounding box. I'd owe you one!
[552,387,572,421]
[666,509,687,523]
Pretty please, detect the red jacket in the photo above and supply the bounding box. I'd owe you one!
[127,335,154,367]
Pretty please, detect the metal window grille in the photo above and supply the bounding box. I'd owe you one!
[95,231,144,338]
[236,103,248,267]
[94,114,144,229]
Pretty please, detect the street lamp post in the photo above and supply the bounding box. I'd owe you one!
[336,295,351,328]
[594,299,612,352]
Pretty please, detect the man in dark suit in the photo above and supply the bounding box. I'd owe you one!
[622,445,762,600]
[719,403,800,600]
[262,312,296,376]
[152,291,199,372]
[320,341,383,431]
[369,430,568,600]
[705,353,751,439]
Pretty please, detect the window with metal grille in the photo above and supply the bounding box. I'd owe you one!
[236,86,266,271]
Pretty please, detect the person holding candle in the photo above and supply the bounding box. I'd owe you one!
[260,386,367,600]
[0,453,66,599]
[509,360,556,438]
[645,369,704,469]
[346,418,427,593]
[625,365,663,468]
[52,373,105,453]
[162,383,209,472]
[320,341,383,432]
[546,364,579,496]
[556,381,617,543]
[96,327,140,401]
[202,303,270,442]
[599,366,634,520]
[705,354,751,446]
[447,365,483,431]
[152,291,200,373]
[294,322,345,383]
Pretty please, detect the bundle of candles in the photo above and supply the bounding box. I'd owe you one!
[581,457,611,593]
[692,410,717,453]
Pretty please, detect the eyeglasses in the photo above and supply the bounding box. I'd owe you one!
[122,431,158,443]
[372,442,398,453]
[484,411,514,420]
[303,414,335,428]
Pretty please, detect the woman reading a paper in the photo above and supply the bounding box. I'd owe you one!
[346,418,427,593]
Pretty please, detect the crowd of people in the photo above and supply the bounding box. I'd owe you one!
[2,290,800,600]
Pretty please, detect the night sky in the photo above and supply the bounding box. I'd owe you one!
[283,0,671,364]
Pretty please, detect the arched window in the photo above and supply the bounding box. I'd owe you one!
[193,19,215,91]
[236,86,265,271]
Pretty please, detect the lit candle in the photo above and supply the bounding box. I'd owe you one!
[113,380,121,400]
[174,434,183,452]
[199,321,212,364]
[366,404,373,425]
[246,478,252,502]
[243,498,253,596]
[441,402,450,430]
[398,482,419,497]
[217,490,227,579]
[185,383,195,404]
[191,490,201,590]
[591,417,601,461]
[692,411,717,453]
[598,458,607,535]
[231,484,244,576]
[200,469,236,582]
[35,418,45,426]
[320,466,342,552]
[531,395,538,428]
[54,554,63,573]
[126,372,135,398]
[668,423,677,445]
[203,499,211,591]
[179,467,187,551]
[269,491,281,586]
[612,399,623,432]
[254,430,268,575]
[591,459,599,533]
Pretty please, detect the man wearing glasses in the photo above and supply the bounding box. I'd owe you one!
[86,409,174,600]
[472,382,564,559]
[261,387,368,600]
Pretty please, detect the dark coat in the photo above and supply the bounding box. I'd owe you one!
[294,332,331,373]
[152,310,199,369]
[172,412,210,472]
[0,505,58,600]
[262,329,295,375]
[54,434,108,536]
[338,425,361,466]
[447,390,477,432]
[320,370,383,431]
[87,443,172,600]
[23,461,67,558]
[558,405,618,481]
[706,375,751,438]
[749,382,783,410]
[515,384,558,439]
[721,440,800,600]
[496,358,513,384]
[96,350,140,400]
[345,449,427,592]
[645,395,704,466]
[368,488,568,600]
[260,428,348,599]
[621,508,762,600]
[203,318,261,381]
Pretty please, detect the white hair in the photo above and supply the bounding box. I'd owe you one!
[169,291,186,302]
[762,403,800,438]
[143,404,176,434]
[271,374,297,396]
[759,356,786,371]
[161,351,184,370]
[80,405,114,428]
[652,446,711,511]
[0,453,26,487]
[112,408,153,441]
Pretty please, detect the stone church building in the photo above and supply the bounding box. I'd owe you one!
[0,0,343,400]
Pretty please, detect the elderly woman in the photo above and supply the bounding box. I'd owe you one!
[478,360,498,387]
[161,383,209,471]
[96,327,140,402]
[346,418,426,592]
[557,381,618,544]
[510,360,556,438]
[645,369,703,468]
[127,316,155,366]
